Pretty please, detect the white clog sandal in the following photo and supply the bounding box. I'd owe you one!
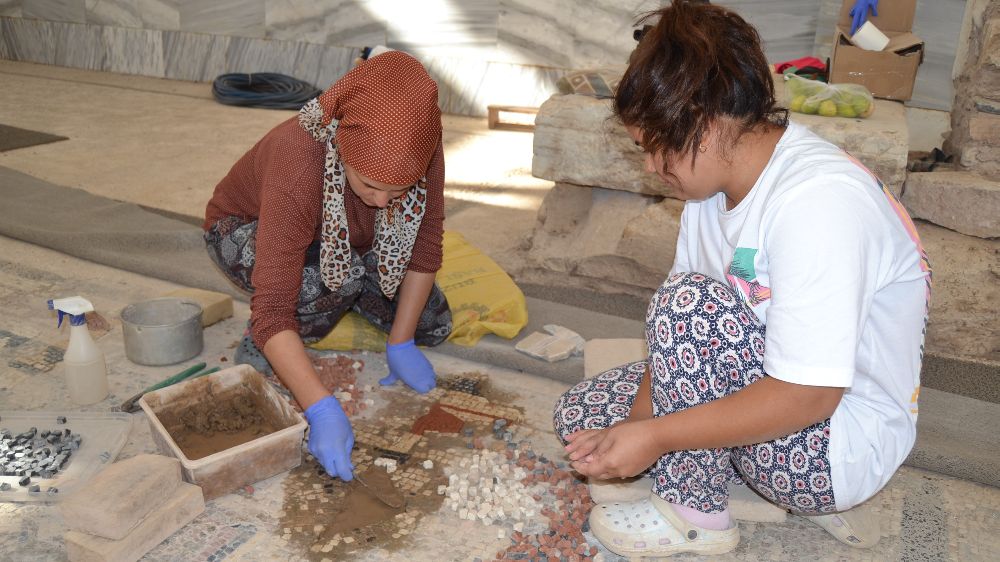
[589,493,740,558]
[801,502,881,549]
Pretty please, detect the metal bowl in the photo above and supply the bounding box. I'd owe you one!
[121,298,204,366]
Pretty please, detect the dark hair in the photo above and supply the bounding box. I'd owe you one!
[615,0,786,167]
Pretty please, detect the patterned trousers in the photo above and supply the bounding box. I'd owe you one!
[204,216,453,345]
[553,273,837,515]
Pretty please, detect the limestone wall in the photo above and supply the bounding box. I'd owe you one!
[946,0,1000,180]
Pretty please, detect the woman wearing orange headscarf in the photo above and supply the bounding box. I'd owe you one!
[203,52,452,482]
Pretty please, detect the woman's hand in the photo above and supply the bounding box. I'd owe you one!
[564,418,665,480]
[381,339,436,393]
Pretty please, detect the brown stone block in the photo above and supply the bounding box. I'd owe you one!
[969,111,1000,142]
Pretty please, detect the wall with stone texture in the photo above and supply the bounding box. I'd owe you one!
[0,0,968,116]
[946,0,1000,179]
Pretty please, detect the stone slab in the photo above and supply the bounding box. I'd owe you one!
[528,183,683,293]
[780,94,910,197]
[583,338,647,379]
[532,74,909,196]
[65,482,205,562]
[531,94,676,197]
[728,483,789,523]
[162,287,234,327]
[906,387,1000,489]
[901,171,1000,238]
[59,454,182,541]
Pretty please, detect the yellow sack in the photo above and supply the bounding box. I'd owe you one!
[310,231,528,351]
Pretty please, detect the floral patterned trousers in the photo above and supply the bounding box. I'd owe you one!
[204,216,453,345]
[553,273,837,515]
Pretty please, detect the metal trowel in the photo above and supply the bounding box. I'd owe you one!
[353,471,405,509]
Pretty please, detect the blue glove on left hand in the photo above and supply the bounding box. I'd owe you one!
[380,339,436,394]
[849,0,879,35]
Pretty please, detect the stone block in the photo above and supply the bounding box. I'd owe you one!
[979,18,1000,68]
[968,111,1000,142]
[532,95,677,198]
[59,454,182,540]
[957,143,1000,179]
[589,475,653,504]
[728,483,788,523]
[528,183,683,292]
[901,171,1000,238]
[973,67,1000,102]
[65,482,205,562]
[782,96,909,197]
[584,338,647,379]
[531,74,910,197]
[162,288,233,327]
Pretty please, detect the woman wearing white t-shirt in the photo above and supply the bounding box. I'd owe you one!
[552,1,931,557]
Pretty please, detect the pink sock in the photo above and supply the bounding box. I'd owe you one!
[670,502,732,531]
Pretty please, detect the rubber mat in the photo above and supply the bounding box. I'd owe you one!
[0,124,67,152]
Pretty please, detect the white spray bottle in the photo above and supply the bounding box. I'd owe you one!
[48,296,109,405]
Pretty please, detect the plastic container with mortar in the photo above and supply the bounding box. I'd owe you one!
[121,298,203,366]
[138,364,307,499]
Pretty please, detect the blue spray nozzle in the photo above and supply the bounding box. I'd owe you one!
[49,297,94,329]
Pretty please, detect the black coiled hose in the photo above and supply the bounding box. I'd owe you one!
[211,73,323,110]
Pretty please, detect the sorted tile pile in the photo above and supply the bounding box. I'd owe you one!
[441,450,542,529]
[310,354,372,416]
[1,418,79,494]
[493,449,598,561]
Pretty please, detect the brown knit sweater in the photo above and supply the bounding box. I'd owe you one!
[204,116,445,347]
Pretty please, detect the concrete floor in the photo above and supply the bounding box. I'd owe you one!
[0,60,548,278]
[1,61,999,560]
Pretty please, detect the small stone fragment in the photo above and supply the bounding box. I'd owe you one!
[56,417,67,424]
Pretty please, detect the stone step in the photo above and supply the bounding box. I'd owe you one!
[901,171,1000,238]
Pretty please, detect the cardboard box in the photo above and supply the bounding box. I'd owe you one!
[829,0,923,101]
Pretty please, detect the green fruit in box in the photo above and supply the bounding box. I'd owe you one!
[801,98,820,114]
[836,104,858,118]
[818,100,838,117]
[789,95,806,112]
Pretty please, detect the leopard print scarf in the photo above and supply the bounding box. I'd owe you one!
[298,98,426,299]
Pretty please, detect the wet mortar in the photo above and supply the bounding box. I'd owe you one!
[277,371,534,561]
[158,385,286,461]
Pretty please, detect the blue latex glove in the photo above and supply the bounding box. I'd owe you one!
[849,0,879,35]
[380,339,436,394]
[303,396,355,481]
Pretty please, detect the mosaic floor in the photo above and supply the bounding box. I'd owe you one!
[1,237,998,561]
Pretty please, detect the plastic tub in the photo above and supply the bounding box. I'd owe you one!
[138,365,306,499]
[121,298,203,366]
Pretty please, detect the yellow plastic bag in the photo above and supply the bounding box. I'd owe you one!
[310,231,528,351]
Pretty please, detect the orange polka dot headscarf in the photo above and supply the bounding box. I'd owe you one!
[298,51,441,299]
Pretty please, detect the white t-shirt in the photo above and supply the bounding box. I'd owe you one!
[671,122,930,510]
